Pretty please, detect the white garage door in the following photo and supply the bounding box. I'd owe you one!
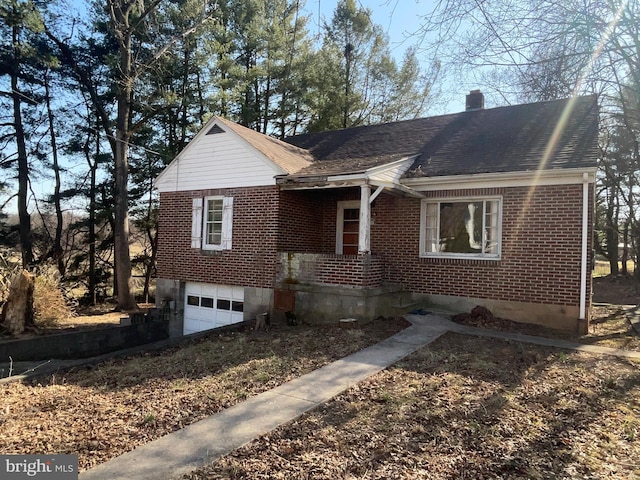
[184,283,244,335]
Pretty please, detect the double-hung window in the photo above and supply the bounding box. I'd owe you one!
[205,197,224,247]
[420,197,501,259]
[191,196,233,250]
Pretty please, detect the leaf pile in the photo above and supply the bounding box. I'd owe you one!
[0,317,409,471]
[451,303,640,352]
[185,333,640,480]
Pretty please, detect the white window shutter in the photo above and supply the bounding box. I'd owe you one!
[191,198,203,249]
[222,196,233,250]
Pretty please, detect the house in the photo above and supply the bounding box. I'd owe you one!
[154,91,598,336]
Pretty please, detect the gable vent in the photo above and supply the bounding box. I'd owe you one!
[207,124,226,135]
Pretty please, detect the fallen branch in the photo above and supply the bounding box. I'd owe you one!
[18,359,51,376]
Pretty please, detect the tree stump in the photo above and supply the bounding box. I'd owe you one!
[1,270,35,335]
[255,312,269,331]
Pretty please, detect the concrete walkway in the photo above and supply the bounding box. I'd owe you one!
[79,313,640,480]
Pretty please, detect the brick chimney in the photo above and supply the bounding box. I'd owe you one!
[465,90,484,111]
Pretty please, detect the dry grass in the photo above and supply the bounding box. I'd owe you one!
[594,260,636,278]
[586,304,640,351]
[33,267,74,327]
[53,301,124,329]
[0,318,408,471]
[593,275,640,306]
[184,333,640,480]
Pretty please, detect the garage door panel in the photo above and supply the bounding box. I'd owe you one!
[231,286,244,300]
[184,318,201,335]
[217,285,232,298]
[216,310,232,325]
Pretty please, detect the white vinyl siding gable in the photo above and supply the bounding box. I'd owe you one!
[155,121,285,192]
[420,197,502,259]
[191,196,233,251]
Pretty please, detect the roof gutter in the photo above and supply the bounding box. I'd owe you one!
[402,167,597,190]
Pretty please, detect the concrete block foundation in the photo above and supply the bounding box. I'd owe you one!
[276,283,410,324]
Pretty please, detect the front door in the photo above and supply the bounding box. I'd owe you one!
[337,201,360,254]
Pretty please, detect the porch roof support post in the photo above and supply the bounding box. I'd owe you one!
[359,184,371,254]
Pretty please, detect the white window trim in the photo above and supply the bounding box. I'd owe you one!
[196,195,233,251]
[336,200,360,254]
[419,196,502,260]
[203,196,224,250]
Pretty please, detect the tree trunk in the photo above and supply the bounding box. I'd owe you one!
[12,25,34,268]
[605,188,619,276]
[622,221,629,275]
[1,270,35,335]
[343,43,353,129]
[113,121,136,310]
[44,72,65,276]
[111,1,138,311]
[84,119,99,305]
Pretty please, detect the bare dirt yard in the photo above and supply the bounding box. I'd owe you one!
[1,275,640,478]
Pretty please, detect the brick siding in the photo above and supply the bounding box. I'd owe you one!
[370,184,593,308]
[278,188,360,254]
[277,190,326,253]
[157,182,593,311]
[157,186,280,288]
[277,252,385,288]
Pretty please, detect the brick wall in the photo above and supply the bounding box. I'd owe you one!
[313,254,384,288]
[278,188,360,253]
[277,252,384,288]
[371,184,594,309]
[277,190,326,253]
[157,182,593,312]
[157,186,279,288]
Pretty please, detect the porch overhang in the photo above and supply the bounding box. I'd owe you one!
[274,155,425,199]
[275,175,424,199]
[276,156,424,255]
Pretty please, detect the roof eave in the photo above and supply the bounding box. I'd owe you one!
[402,166,598,191]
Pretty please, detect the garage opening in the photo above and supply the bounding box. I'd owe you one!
[184,283,244,335]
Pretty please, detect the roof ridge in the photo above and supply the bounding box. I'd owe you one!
[282,95,598,177]
[286,95,597,141]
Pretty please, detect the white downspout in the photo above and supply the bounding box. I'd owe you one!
[579,172,589,320]
[359,184,371,254]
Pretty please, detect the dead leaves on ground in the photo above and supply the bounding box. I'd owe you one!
[0,318,408,471]
[184,333,640,480]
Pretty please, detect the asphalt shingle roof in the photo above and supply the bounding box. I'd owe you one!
[216,117,314,174]
[284,95,598,178]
